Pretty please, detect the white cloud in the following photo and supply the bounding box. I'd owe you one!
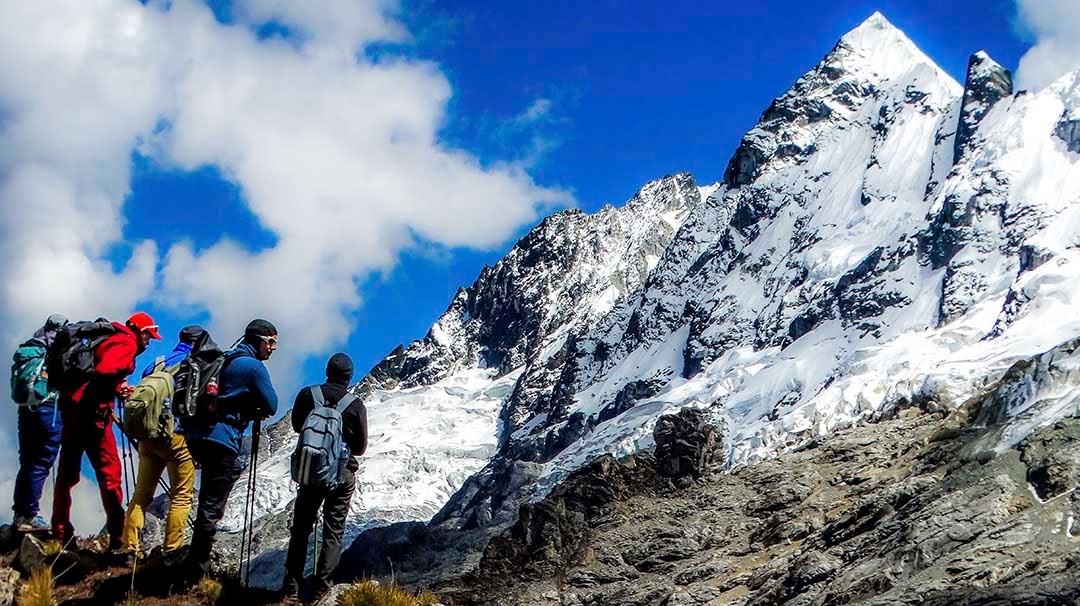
[513,98,554,127]
[0,0,569,528]
[0,0,570,359]
[232,0,407,54]
[1015,0,1080,91]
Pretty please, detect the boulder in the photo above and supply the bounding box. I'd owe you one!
[653,408,722,488]
[17,534,48,573]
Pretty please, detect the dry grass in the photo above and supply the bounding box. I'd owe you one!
[196,577,223,603]
[338,581,441,606]
[17,567,55,606]
[41,541,62,558]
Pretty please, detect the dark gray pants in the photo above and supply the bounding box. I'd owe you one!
[283,467,356,594]
[186,438,243,575]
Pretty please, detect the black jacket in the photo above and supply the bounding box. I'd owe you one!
[291,377,368,471]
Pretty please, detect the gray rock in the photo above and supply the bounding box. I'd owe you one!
[955,52,1013,161]
[1019,420,1080,500]
[314,583,351,606]
[1055,116,1080,154]
[0,568,17,606]
[654,408,723,487]
[17,534,48,573]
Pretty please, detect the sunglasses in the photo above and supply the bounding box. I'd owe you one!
[257,334,278,347]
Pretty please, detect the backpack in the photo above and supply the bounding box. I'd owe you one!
[123,357,176,440]
[11,341,51,408]
[46,319,118,393]
[172,347,246,422]
[291,387,357,490]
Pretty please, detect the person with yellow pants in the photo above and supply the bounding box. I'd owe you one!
[121,432,196,560]
[118,326,207,564]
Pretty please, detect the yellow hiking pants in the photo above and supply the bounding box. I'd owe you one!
[120,432,195,555]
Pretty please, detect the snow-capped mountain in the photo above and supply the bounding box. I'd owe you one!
[213,11,1080,589]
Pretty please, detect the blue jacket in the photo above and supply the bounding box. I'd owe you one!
[184,342,278,454]
[141,343,193,378]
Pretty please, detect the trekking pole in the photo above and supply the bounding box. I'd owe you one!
[240,418,262,587]
[116,402,134,504]
[312,509,321,583]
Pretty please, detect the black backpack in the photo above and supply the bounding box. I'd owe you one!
[172,335,249,422]
[46,319,118,393]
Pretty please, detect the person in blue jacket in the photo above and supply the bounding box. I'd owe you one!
[10,314,68,532]
[182,319,279,578]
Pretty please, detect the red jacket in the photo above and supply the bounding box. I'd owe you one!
[68,321,138,408]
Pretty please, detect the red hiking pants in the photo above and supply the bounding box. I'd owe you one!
[51,401,125,546]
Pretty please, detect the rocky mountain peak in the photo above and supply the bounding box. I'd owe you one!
[955,50,1014,161]
[723,12,960,189]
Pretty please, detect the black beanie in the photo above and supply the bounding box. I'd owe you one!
[178,325,206,346]
[244,319,278,342]
[326,353,353,383]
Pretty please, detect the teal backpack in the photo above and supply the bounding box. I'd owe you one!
[10,340,53,408]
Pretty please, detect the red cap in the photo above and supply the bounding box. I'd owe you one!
[127,312,162,340]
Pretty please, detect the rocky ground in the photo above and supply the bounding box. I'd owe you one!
[432,399,1080,606]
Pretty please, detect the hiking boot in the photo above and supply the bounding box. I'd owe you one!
[281,577,301,601]
[162,548,186,568]
[110,549,137,568]
[12,515,48,533]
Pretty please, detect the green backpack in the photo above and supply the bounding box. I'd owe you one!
[123,357,177,440]
[11,340,52,408]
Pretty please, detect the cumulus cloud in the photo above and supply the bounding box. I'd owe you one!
[0,0,570,360]
[0,0,568,526]
[1015,0,1080,91]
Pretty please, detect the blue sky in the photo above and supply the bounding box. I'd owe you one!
[120,0,1033,396]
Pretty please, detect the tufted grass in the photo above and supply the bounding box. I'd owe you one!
[17,567,54,606]
[338,580,441,606]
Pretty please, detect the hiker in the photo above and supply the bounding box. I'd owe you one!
[182,319,279,579]
[9,314,68,532]
[282,353,368,600]
[51,312,161,548]
[117,326,211,563]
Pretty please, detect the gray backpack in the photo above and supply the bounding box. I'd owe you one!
[290,387,357,490]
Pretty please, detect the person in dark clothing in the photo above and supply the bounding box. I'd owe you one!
[282,352,368,600]
[11,314,68,532]
[182,319,279,579]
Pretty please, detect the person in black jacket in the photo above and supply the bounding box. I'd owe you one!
[282,352,368,600]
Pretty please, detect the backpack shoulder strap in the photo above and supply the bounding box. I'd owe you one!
[153,356,166,373]
[333,392,358,412]
[310,385,326,408]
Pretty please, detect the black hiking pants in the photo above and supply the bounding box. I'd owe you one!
[283,467,356,594]
[186,438,243,575]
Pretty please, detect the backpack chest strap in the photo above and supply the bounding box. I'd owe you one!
[308,386,357,412]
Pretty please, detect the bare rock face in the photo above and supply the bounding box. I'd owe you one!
[954,51,1013,161]
[654,408,722,488]
[450,407,1080,606]
[1020,421,1080,500]
[1056,115,1080,153]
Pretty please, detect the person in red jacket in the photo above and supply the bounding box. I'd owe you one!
[51,312,161,548]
